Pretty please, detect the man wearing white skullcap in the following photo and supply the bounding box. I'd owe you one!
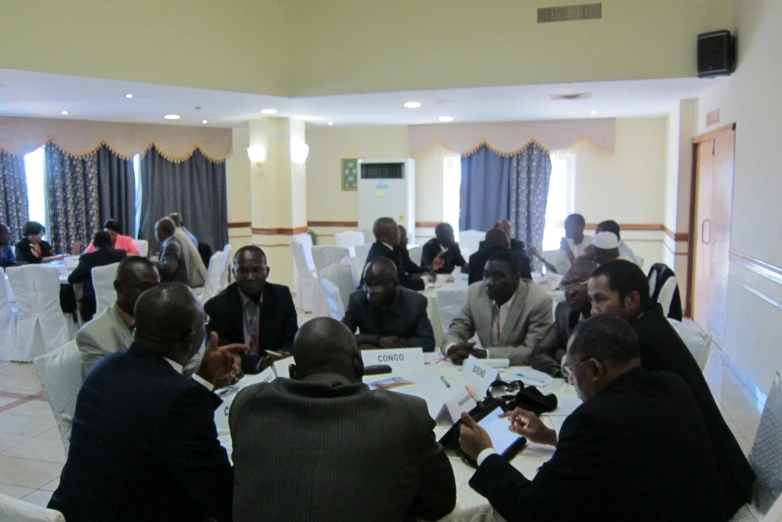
[579,232,635,265]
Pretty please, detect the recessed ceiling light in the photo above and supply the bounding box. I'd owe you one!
[438,116,453,122]
[404,102,422,109]
[328,121,334,126]
[591,110,598,115]
[61,111,68,115]
[261,109,277,115]
[125,94,134,99]
[202,120,208,124]
[164,114,181,120]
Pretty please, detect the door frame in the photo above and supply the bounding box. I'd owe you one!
[686,123,736,318]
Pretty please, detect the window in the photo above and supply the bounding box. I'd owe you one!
[542,153,575,251]
[24,147,46,230]
[443,154,461,240]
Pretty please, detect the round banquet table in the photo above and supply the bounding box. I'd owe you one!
[215,356,582,522]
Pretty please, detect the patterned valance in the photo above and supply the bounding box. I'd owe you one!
[409,118,616,157]
[0,117,232,162]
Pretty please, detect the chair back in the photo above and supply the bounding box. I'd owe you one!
[293,233,316,272]
[335,230,365,248]
[458,230,484,255]
[0,270,17,361]
[748,369,782,516]
[200,251,226,302]
[320,262,355,310]
[435,287,470,334]
[320,279,346,320]
[33,340,83,455]
[221,244,233,284]
[310,278,331,319]
[0,492,66,522]
[311,245,351,275]
[132,239,149,257]
[92,263,120,317]
[668,319,712,371]
[408,246,423,266]
[291,241,318,312]
[354,244,372,279]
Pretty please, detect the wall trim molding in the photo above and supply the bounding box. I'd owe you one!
[692,123,736,144]
[227,221,252,229]
[251,226,309,236]
[308,220,358,227]
[730,249,782,286]
[662,225,689,242]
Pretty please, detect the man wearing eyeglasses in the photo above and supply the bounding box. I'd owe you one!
[529,261,598,377]
[458,314,726,522]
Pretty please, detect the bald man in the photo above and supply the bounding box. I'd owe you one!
[230,317,456,522]
[478,219,527,256]
[342,257,435,351]
[50,283,247,522]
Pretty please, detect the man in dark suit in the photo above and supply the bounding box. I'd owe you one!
[588,260,754,518]
[459,314,726,522]
[230,317,456,522]
[48,283,246,522]
[396,224,428,277]
[421,222,467,274]
[478,219,526,256]
[468,228,532,285]
[343,258,435,351]
[205,246,298,374]
[155,217,188,284]
[529,261,597,377]
[68,231,127,322]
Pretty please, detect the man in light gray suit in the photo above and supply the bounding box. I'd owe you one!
[155,217,189,285]
[229,317,457,522]
[443,250,552,366]
[77,257,160,378]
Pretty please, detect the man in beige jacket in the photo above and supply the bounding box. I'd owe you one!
[442,250,552,366]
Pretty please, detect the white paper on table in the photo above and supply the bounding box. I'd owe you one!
[503,367,556,387]
[272,356,295,378]
[484,358,510,369]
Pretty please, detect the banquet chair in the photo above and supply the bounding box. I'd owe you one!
[435,287,469,334]
[92,262,121,317]
[320,279,346,320]
[408,246,423,266]
[0,270,17,361]
[0,492,65,522]
[6,266,73,361]
[293,233,316,272]
[291,241,318,313]
[310,278,331,319]
[320,261,355,310]
[335,230,365,248]
[312,245,350,275]
[132,239,149,257]
[458,230,484,255]
[668,319,712,371]
[197,251,226,303]
[33,340,83,455]
[221,243,233,285]
[354,244,372,278]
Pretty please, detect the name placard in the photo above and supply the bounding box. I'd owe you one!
[272,356,296,379]
[462,355,499,399]
[436,388,477,423]
[361,348,424,373]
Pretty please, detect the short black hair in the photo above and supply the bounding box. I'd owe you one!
[591,259,651,310]
[103,219,122,234]
[23,221,44,237]
[372,217,396,240]
[116,256,156,282]
[93,231,113,248]
[596,220,620,240]
[485,228,509,248]
[565,214,586,227]
[569,314,640,365]
[487,250,522,278]
[234,245,267,264]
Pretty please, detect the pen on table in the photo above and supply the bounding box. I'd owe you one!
[464,385,480,402]
[440,375,451,388]
[265,350,282,357]
[516,372,547,385]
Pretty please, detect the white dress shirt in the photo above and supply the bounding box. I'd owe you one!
[163,356,214,392]
[554,236,593,274]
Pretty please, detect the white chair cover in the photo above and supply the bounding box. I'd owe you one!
[354,244,372,280]
[199,251,226,303]
[320,279,346,320]
[320,262,355,310]
[668,319,712,371]
[132,239,149,257]
[6,266,72,361]
[34,340,82,455]
[656,276,679,318]
[335,230,365,248]
[310,279,331,319]
[312,245,351,275]
[408,246,423,266]
[635,256,645,269]
[0,492,65,522]
[458,230,484,255]
[221,244,233,285]
[292,233,316,272]
[0,270,17,361]
[92,262,120,317]
[291,241,318,312]
[435,287,470,334]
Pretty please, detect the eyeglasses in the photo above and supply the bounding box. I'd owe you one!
[561,280,588,293]
[561,356,600,382]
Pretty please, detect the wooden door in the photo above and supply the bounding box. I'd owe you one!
[692,143,714,331]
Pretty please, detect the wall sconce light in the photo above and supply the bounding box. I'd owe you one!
[290,140,309,164]
[247,144,267,165]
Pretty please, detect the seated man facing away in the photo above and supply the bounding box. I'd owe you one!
[364,217,441,291]
[343,257,435,352]
[0,224,16,268]
[443,251,551,366]
[229,317,456,522]
[49,283,246,522]
[205,246,297,374]
[83,219,139,255]
[595,219,640,265]
[478,219,526,255]
[77,256,160,379]
[155,217,189,284]
[529,261,597,377]
[468,228,532,285]
[530,213,592,274]
[588,260,754,518]
[578,231,635,265]
[421,222,467,274]
[459,314,726,522]
[68,231,127,322]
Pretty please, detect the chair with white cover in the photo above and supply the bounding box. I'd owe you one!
[668,319,712,371]
[221,243,233,286]
[354,244,372,279]
[434,287,470,334]
[291,241,318,312]
[0,492,65,522]
[0,270,17,361]
[319,279,345,320]
[320,261,355,310]
[292,233,316,272]
[198,251,226,303]
[335,230,365,248]
[408,246,423,266]
[458,230,484,255]
[6,266,73,361]
[132,239,149,257]
[33,340,82,455]
[92,262,120,317]
[312,245,351,275]
[310,279,331,319]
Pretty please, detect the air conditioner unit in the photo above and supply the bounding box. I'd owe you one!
[357,158,416,245]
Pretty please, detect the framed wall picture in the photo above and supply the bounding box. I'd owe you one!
[341,158,358,191]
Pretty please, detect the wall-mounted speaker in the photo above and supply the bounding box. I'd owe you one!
[697,30,736,78]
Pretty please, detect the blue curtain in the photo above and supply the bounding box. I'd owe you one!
[510,143,552,269]
[0,151,29,242]
[97,145,136,238]
[459,145,512,232]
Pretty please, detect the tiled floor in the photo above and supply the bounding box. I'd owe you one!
[0,346,768,508]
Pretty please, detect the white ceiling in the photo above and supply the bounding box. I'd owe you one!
[0,69,723,128]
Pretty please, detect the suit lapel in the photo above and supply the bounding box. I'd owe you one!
[500,282,528,345]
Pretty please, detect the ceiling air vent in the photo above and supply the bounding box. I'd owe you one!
[538,3,602,23]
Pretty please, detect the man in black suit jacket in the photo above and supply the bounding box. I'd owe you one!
[421,223,467,274]
[588,260,754,518]
[68,231,127,322]
[459,314,726,522]
[478,219,526,256]
[468,228,532,285]
[343,258,435,351]
[48,283,246,522]
[205,246,298,374]
[397,224,428,277]
[230,317,456,522]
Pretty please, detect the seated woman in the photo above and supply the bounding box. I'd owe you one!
[83,219,139,256]
[15,221,63,264]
